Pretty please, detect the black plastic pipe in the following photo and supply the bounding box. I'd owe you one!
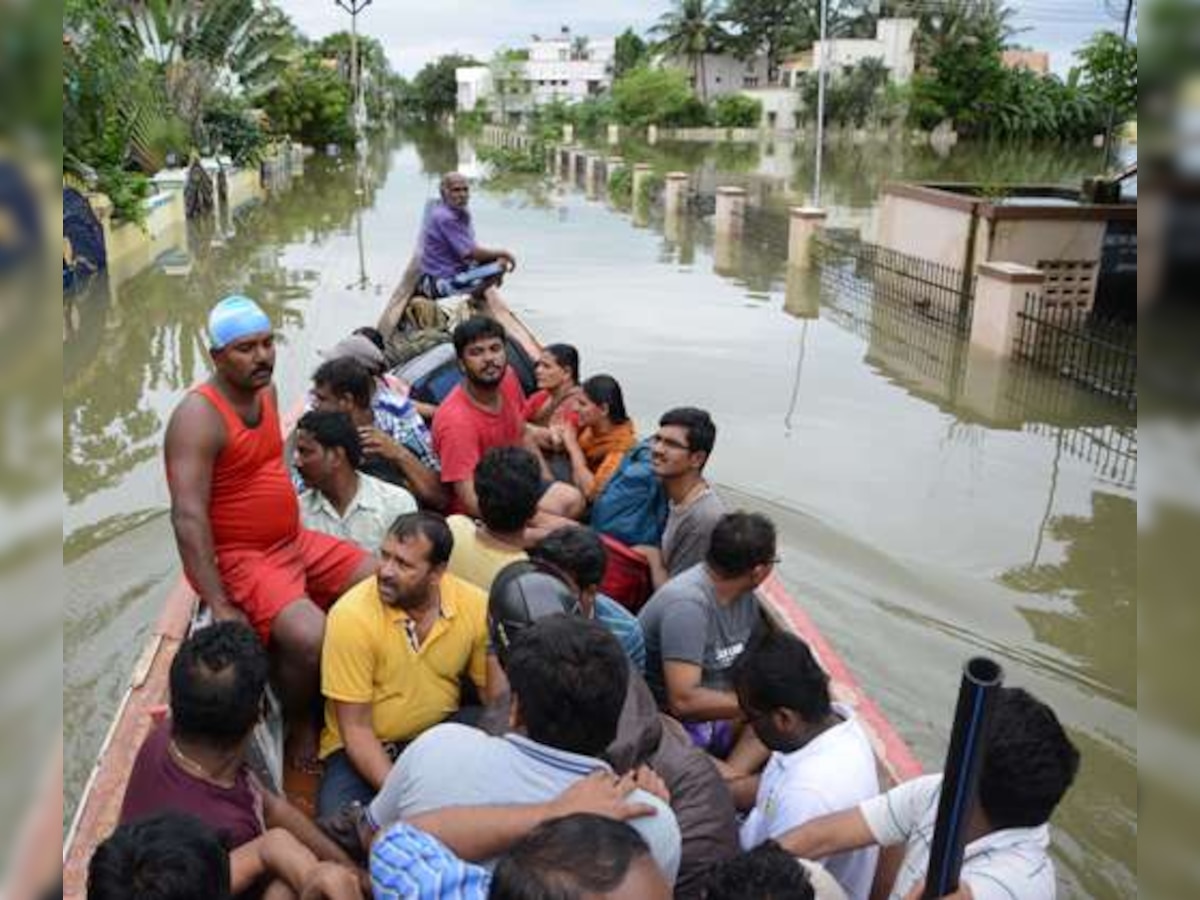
[922,656,1005,899]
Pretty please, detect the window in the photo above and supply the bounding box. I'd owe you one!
[743,76,759,88]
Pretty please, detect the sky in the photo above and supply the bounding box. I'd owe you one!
[279,0,1134,78]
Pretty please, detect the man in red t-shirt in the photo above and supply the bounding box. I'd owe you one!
[433,317,584,526]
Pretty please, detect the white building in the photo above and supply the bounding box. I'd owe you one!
[664,53,772,100]
[456,32,616,122]
[784,18,917,85]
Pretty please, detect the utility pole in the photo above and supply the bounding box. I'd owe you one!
[335,0,373,141]
[813,0,829,206]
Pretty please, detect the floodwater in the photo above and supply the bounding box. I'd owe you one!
[64,129,1134,898]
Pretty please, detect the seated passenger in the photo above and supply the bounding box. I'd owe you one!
[165,296,376,767]
[638,512,776,761]
[482,562,739,900]
[370,814,671,900]
[446,447,540,592]
[295,410,417,552]
[364,615,683,884]
[118,624,361,897]
[525,343,583,431]
[734,633,879,900]
[433,317,583,522]
[346,326,438,421]
[778,687,1081,900]
[642,408,726,589]
[310,356,445,509]
[89,813,233,900]
[528,525,646,672]
[318,511,491,817]
[418,172,515,303]
[552,375,637,504]
[706,841,848,900]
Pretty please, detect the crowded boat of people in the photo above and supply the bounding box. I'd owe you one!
[84,173,1082,900]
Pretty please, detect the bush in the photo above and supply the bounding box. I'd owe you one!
[477,144,544,175]
[607,165,632,204]
[264,54,353,147]
[202,99,266,165]
[712,94,762,128]
[97,166,152,224]
[612,67,710,128]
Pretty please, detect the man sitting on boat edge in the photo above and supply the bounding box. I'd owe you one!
[418,171,516,313]
[164,295,377,769]
[776,687,1080,900]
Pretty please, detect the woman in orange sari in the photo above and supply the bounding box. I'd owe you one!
[558,375,637,503]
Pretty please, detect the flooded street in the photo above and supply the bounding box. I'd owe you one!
[65,130,1134,898]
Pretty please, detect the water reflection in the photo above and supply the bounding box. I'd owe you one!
[473,132,1134,900]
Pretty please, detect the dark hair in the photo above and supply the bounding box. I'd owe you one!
[491,814,652,900]
[582,375,629,425]
[704,842,814,900]
[387,511,454,567]
[476,447,542,533]
[88,813,231,900]
[353,325,386,352]
[169,622,268,749]
[733,632,831,722]
[659,407,716,457]
[296,409,363,469]
[529,527,607,590]
[506,616,629,757]
[453,316,507,358]
[313,356,373,409]
[542,343,580,385]
[979,687,1080,829]
[706,511,777,578]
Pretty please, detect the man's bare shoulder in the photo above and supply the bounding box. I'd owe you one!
[165,389,226,454]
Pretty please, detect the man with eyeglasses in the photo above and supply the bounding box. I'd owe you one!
[638,512,778,771]
[643,407,727,589]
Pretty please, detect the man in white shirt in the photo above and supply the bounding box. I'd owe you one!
[776,687,1081,900]
[733,632,879,900]
[294,410,416,552]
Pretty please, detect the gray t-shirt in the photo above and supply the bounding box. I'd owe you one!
[638,564,762,708]
[367,723,682,885]
[661,486,726,577]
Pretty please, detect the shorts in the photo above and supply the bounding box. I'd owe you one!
[417,262,506,300]
[216,530,370,642]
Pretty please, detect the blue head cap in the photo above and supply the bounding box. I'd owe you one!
[208,295,272,350]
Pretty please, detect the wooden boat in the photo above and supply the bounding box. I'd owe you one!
[61,293,922,897]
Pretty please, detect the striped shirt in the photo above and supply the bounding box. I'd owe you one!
[859,774,1056,900]
[594,594,646,672]
[371,822,490,900]
[373,386,440,473]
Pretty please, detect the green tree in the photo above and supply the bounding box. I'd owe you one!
[613,28,648,78]
[315,32,401,126]
[611,66,711,126]
[262,53,353,146]
[651,0,730,102]
[712,93,762,127]
[1073,30,1136,123]
[410,53,482,120]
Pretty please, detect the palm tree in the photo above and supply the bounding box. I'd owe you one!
[651,0,730,102]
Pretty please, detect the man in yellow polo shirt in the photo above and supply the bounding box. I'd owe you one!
[317,511,490,818]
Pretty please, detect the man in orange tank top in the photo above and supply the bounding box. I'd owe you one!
[164,296,377,768]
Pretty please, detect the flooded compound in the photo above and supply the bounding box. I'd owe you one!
[65,129,1134,898]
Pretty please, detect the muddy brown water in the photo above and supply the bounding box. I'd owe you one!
[64,130,1134,898]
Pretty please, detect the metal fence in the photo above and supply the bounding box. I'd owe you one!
[1025,422,1137,489]
[1013,294,1137,409]
[814,231,975,334]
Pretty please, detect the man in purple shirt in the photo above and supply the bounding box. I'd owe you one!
[419,172,517,302]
